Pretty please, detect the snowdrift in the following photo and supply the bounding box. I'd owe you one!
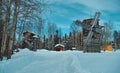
[0,49,120,73]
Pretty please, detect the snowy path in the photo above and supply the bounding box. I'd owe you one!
[0,49,120,73]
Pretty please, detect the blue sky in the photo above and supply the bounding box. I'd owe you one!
[46,0,120,35]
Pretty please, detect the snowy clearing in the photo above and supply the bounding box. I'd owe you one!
[0,49,120,73]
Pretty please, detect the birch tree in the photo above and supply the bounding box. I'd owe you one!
[16,0,47,43]
[103,22,113,45]
[0,0,3,60]
[70,21,81,47]
[1,0,12,58]
[0,0,2,32]
[47,23,57,49]
[7,0,19,59]
[0,0,3,38]
[0,0,48,59]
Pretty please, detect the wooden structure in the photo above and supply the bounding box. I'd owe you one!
[54,44,64,51]
[32,36,43,49]
[75,12,104,52]
[102,45,113,51]
[21,31,42,51]
[22,31,35,49]
[83,18,103,52]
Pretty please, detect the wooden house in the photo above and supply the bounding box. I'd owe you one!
[54,44,64,51]
[22,31,42,51]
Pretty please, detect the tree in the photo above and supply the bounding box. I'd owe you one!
[1,0,12,58]
[47,22,58,49]
[77,32,83,50]
[58,28,62,43]
[0,0,48,60]
[54,30,59,45]
[70,21,81,48]
[0,0,3,35]
[16,0,47,43]
[43,35,46,48]
[47,22,53,49]
[113,31,120,49]
[0,0,3,41]
[0,0,2,60]
[37,19,44,38]
[64,33,72,50]
[103,22,113,45]
[7,0,19,59]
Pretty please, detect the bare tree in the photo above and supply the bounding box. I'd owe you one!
[0,0,3,38]
[0,0,3,60]
[0,0,48,60]
[47,22,53,49]
[113,31,120,49]
[8,0,19,59]
[1,0,12,58]
[37,19,44,38]
[70,21,81,48]
[58,28,62,43]
[15,0,47,47]
[47,22,57,49]
[103,22,113,45]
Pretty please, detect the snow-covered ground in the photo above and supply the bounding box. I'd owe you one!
[0,49,120,73]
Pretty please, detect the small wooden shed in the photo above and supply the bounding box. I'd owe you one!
[54,44,64,51]
[102,45,113,51]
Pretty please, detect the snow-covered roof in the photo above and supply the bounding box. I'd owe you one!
[72,47,76,50]
[33,35,39,38]
[23,31,35,36]
[55,44,64,47]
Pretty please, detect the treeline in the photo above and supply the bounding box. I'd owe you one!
[113,31,120,49]
[42,30,83,51]
[19,22,83,51]
[0,0,47,60]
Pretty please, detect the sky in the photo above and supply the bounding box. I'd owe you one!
[46,0,120,35]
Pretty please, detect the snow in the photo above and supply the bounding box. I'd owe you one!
[72,47,76,50]
[0,49,120,73]
[55,44,64,47]
[33,35,39,38]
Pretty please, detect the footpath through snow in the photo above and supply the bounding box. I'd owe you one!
[0,49,120,73]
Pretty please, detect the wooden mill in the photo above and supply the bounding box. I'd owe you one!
[75,12,104,52]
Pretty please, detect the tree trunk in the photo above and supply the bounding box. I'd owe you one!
[0,0,3,41]
[1,0,11,58]
[0,0,3,60]
[8,1,18,59]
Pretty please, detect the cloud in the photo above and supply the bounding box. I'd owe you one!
[48,0,120,33]
[49,0,120,21]
[50,0,120,13]
[78,0,119,11]
[49,2,91,20]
